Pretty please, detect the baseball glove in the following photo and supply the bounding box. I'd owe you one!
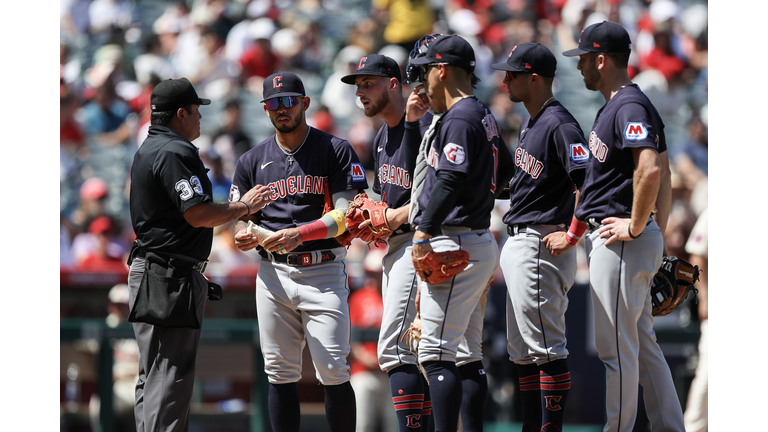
[401,313,422,352]
[651,255,700,317]
[345,193,392,246]
[412,250,470,285]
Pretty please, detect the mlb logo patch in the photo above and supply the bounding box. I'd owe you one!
[624,122,648,140]
[350,163,365,182]
[570,143,589,162]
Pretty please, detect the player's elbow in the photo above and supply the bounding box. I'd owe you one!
[183,203,211,228]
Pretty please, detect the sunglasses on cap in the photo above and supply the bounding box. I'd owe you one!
[264,96,301,111]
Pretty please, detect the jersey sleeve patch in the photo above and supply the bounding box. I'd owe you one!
[228,184,240,202]
[624,122,649,140]
[570,143,590,162]
[443,143,466,165]
[350,163,366,182]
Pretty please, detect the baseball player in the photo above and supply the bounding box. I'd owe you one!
[490,43,589,432]
[340,53,434,431]
[128,78,273,432]
[406,35,514,432]
[562,21,684,431]
[229,71,368,432]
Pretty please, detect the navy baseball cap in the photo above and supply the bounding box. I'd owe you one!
[340,54,402,84]
[261,71,306,102]
[150,77,211,112]
[490,43,557,77]
[562,21,632,57]
[408,34,476,72]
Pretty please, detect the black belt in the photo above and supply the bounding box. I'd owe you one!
[390,224,411,237]
[131,247,207,273]
[507,224,527,236]
[585,217,654,231]
[258,249,336,266]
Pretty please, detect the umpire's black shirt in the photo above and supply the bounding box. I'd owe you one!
[130,126,214,261]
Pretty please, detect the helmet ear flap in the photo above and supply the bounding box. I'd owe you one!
[405,33,442,84]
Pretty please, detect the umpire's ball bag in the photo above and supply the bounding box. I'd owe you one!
[128,251,200,329]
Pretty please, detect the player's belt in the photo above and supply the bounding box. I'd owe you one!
[585,217,654,231]
[391,223,411,237]
[258,249,336,266]
[507,224,527,236]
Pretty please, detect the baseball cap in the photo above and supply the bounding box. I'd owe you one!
[261,71,306,102]
[408,34,476,72]
[89,215,116,235]
[80,177,108,200]
[340,54,402,84]
[150,77,211,112]
[490,43,557,77]
[562,21,632,57]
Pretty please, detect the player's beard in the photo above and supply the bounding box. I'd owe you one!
[271,109,304,134]
[582,58,601,91]
[362,92,389,118]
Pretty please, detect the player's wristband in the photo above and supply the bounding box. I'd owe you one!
[237,200,252,215]
[297,219,327,242]
[565,217,587,246]
[627,225,641,239]
[412,238,431,245]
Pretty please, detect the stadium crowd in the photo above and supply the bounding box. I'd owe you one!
[60,0,708,428]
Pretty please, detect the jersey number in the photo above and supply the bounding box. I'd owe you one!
[176,176,203,201]
[490,144,499,193]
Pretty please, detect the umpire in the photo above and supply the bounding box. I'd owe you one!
[128,77,272,432]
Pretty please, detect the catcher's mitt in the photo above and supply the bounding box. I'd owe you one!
[651,255,700,317]
[412,250,470,285]
[345,193,392,246]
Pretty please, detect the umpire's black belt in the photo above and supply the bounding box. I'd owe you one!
[131,248,207,273]
[258,249,336,266]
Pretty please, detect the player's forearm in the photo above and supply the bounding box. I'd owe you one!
[653,151,673,235]
[386,204,411,230]
[630,150,661,235]
[297,190,357,241]
[183,201,250,228]
[404,121,423,175]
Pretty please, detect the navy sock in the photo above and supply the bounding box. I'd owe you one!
[539,359,570,432]
[323,381,356,432]
[516,363,541,432]
[268,382,301,432]
[389,364,427,431]
[421,373,432,432]
[458,361,488,432]
[422,361,462,432]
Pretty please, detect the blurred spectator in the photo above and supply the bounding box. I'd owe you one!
[210,98,252,172]
[320,45,367,129]
[88,283,140,432]
[672,111,708,192]
[238,17,279,81]
[200,149,232,203]
[372,0,436,51]
[70,177,110,233]
[88,0,135,36]
[188,20,239,95]
[348,249,397,432]
[133,33,176,86]
[61,88,85,152]
[682,207,708,432]
[74,215,129,271]
[638,21,687,83]
[80,61,134,146]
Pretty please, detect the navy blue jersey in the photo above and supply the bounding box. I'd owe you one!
[130,126,214,261]
[413,97,513,230]
[372,112,433,208]
[503,101,589,226]
[230,127,369,251]
[575,84,666,221]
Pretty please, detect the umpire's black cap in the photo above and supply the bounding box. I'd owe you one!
[562,21,632,57]
[150,77,211,112]
[340,54,402,84]
[261,71,306,102]
[491,43,557,77]
[408,34,476,73]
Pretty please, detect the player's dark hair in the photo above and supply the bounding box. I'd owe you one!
[150,105,192,126]
[605,51,630,69]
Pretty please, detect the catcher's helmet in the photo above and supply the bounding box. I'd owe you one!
[405,33,442,84]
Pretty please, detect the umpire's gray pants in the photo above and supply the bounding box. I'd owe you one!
[128,257,208,432]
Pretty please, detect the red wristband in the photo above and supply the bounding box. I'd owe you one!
[296,219,327,242]
[565,218,587,246]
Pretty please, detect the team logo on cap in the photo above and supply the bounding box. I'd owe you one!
[509,46,517,57]
[525,63,532,69]
[593,42,601,48]
[624,122,649,140]
[358,57,367,70]
[273,76,282,88]
[436,53,443,59]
